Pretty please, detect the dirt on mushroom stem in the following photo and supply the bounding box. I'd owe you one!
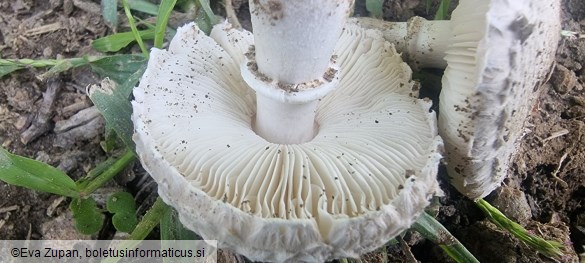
[0,0,583,262]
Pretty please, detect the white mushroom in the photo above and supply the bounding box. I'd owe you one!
[357,16,451,70]
[440,0,560,199]
[132,1,442,261]
[357,0,561,199]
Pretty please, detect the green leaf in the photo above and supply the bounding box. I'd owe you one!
[70,197,104,235]
[194,6,213,35]
[100,198,169,263]
[88,54,147,86]
[160,206,199,240]
[160,206,198,263]
[107,192,138,233]
[88,61,146,150]
[366,0,384,19]
[196,0,217,25]
[0,147,79,198]
[122,0,150,58]
[100,127,120,153]
[112,212,139,233]
[434,0,452,20]
[127,0,159,15]
[107,191,137,213]
[92,29,156,53]
[154,0,178,48]
[101,0,119,27]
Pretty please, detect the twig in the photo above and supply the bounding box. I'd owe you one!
[46,196,66,217]
[54,106,101,133]
[72,0,101,15]
[550,151,569,188]
[225,0,242,29]
[0,205,19,214]
[54,116,104,148]
[24,22,63,36]
[541,129,569,144]
[560,30,585,40]
[549,123,583,187]
[59,98,92,118]
[20,77,62,144]
[397,236,419,262]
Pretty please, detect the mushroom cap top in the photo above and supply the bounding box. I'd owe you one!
[132,19,442,262]
[439,0,561,199]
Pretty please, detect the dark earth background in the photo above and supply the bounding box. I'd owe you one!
[0,0,584,262]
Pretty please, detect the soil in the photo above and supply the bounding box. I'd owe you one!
[0,0,584,262]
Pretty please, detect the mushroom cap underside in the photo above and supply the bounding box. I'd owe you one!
[132,19,442,262]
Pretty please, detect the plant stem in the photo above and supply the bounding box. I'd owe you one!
[122,0,149,58]
[413,211,480,263]
[475,199,564,258]
[0,57,87,68]
[154,0,178,49]
[78,149,136,197]
[129,197,169,240]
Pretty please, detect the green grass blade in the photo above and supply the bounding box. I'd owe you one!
[154,0,178,48]
[122,0,149,58]
[413,211,480,263]
[101,0,119,27]
[0,147,79,198]
[127,0,159,15]
[425,0,431,14]
[92,29,156,53]
[434,0,451,20]
[476,199,564,258]
[366,0,384,19]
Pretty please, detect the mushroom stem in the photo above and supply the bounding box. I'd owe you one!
[357,17,451,69]
[245,0,352,144]
[249,0,352,84]
[240,55,339,144]
[254,94,319,144]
